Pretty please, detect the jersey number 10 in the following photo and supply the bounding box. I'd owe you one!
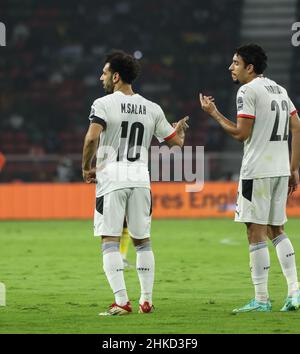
[270,100,289,141]
[117,121,145,162]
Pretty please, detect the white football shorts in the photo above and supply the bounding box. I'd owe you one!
[235,176,289,225]
[94,187,152,239]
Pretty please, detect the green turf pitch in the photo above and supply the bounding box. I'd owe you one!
[0,219,300,334]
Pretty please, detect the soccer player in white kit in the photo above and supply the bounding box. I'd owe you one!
[200,44,300,313]
[82,50,188,315]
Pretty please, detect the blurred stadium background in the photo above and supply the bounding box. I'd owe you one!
[1,0,300,334]
[1,0,300,219]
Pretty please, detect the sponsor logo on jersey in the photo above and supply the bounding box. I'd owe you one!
[89,106,96,117]
[237,96,243,111]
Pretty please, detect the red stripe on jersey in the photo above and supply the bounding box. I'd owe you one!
[164,131,177,141]
[290,109,298,116]
[237,114,256,119]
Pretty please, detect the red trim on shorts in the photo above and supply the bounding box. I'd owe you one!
[164,131,177,141]
[237,114,256,119]
[290,109,298,116]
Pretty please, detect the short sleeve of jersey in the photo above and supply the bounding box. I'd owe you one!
[88,98,107,129]
[236,86,256,119]
[154,105,176,142]
[288,97,298,116]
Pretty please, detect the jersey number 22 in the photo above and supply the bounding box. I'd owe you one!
[270,100,289,142]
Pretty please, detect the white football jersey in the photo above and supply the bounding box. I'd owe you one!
[89,91,175,197]
[236,76,297,179]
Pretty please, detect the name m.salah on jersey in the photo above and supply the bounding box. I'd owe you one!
[121,103,146,115]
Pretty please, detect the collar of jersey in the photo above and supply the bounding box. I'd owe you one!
[114,91,138,97]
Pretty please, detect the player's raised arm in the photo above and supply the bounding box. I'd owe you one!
[82,122,103,183]
[289,112,300,196]
[199,93,253,142]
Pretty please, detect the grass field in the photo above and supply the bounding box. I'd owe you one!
[0,219,300,334]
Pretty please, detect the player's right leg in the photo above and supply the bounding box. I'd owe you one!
[132,237,155,314]
[127,188,154,313]
[94,189,132,316]
[267,176,300,311]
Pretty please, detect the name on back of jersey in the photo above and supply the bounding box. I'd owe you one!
[121,103,146,115]
[264,85,282,95]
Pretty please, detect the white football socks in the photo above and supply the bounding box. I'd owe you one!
[102,242,128,306]
[272,234,299,297]
[249,242,270,303]
[136,242,155,306]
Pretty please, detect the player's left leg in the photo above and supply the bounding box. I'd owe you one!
[232,223,272,313]
[268,225,300,311]
[101,235,132,315]
[127,188,154,313]
[94,189,132,316]
[233,179,272,313]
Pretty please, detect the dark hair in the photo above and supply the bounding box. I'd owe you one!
[235,44,267,74]
[104,50,140,84]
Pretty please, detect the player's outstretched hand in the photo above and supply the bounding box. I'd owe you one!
[199,93,216,115]
[288,170,299,197]
[172,116,189,133]
[82,168,97,183]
